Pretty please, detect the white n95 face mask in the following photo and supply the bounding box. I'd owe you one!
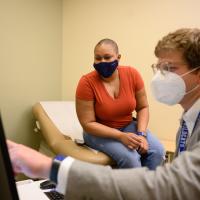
[150,71,186,105]
[150,67,200,105]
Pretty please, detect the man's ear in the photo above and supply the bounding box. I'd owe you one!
[118,54,121,60]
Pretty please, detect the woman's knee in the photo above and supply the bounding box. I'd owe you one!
[153,142,165,158]
[116,151,142,168]
[148,143,165,166]
[147,133,165,157]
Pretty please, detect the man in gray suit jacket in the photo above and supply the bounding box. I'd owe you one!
[8,28,200,200]
[150,28,200,158]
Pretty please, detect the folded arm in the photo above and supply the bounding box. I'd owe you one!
[66,142,200,200]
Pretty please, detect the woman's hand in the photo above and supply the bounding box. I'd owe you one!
[119,132,141,150]
[137,136,149,154]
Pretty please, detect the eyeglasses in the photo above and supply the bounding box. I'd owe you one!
[151,61,187,75]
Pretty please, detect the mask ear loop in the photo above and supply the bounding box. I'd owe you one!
[185,84,200,95]
[180,66,200,77]
[182,66,200,95]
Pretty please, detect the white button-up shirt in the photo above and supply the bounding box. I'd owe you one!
[182,98,200,137]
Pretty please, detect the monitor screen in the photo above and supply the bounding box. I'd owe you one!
[0,115,19,200]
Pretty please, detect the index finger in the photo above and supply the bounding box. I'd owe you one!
[128,137,141,147]
[6,140,18,149]
[129,134,142,142]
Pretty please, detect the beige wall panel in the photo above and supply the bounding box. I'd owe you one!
[62,0,200,142]
[0,0,62,148]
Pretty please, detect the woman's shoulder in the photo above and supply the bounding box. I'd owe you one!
[118,66,139,74]
[118,66,144,90]
[81,70,98,80]
[78,70,100,86]
[118,66,144,84]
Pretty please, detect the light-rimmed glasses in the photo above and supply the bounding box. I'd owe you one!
[151,61,186,75]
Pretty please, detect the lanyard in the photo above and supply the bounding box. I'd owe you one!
[178,112,200,153]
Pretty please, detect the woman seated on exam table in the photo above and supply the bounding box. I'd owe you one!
[75,38,164,169]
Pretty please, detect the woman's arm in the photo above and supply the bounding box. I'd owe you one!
[135,88,149,134]
[76,98,122,139]
[135,88,149,154]
[76,98,141,149]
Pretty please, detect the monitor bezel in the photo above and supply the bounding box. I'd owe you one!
[0,115,19,200]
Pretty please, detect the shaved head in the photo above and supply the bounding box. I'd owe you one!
[95,38,119,54]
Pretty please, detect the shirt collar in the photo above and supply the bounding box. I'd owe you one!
[182,98,200,136]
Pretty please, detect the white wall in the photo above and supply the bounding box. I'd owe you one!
[62,0,200,141]
[0,0,62,148]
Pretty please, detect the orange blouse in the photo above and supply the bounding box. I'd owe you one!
[76,66,144,128]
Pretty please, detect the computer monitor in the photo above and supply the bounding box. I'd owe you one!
[0,115,19,200]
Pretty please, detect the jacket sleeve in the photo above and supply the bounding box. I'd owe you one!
[65,142,200,200]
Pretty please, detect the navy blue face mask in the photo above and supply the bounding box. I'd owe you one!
[93,60,118,78]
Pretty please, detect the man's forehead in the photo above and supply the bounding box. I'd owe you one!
[157,50,185,63]
[158,49,183,58]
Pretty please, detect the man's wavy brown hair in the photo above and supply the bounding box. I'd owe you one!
[155,28,200,69]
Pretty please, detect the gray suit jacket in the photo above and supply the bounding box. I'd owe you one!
[65,141,200,200]
[174,115,200,157]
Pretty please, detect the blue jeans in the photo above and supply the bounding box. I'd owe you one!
[83,121,165,169]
